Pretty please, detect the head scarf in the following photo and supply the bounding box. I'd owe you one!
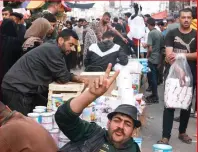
[24,18,51,39]
[23,18,51,52]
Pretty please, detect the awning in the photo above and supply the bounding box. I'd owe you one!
[20,1,72,12]
[20,1,45,10]
[152,10,168,20]
[65,2,95,9]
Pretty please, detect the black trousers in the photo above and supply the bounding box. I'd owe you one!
[162,85,195,139]
[147,61,158,97]
[2,89,47,116]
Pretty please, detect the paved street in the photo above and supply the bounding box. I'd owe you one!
[141,84,196,152]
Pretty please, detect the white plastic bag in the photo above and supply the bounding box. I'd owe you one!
[127,16,146,39]
[164,54,193,109]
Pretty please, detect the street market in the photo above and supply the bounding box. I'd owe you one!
[0,1,197,152]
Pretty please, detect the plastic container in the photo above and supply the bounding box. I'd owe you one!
[152,144,172,152]
[52,94,64,111]
[47,100,53,111]
[35,106,47,112]
[27,113,41,123]
[33,108,45,113]
[134,138,142,150]
[49,129,60,146]
[40,112,53,130]
[82,105,95,122]
[51,111,59,129]
[58,131,70,148]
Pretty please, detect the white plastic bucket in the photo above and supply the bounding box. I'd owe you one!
[33,108,45,113]
[116,72,132,89]
[40,112,53,130]
[58,131,70,148]
[52,94,64,111]
[134,138,142,151]
[58,137,70,148]
[51,111,59,129]
[49,129,59,146]
[35,106,47,112]
[153,144,172,152]
[27,113,41,123]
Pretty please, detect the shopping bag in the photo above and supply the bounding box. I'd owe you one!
[164,54,193,109]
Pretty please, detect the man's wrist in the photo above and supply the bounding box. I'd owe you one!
[72,75,82,82]
[86,90,98,100]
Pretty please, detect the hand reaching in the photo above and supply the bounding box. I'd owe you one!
[89,63,120,97]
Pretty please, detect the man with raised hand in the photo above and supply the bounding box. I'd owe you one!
[55,63,141,152]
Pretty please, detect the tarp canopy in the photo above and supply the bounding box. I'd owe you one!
[20,1,45,10]
[152,10,167,20]
[65,2,95,9]
[20,1,71,12]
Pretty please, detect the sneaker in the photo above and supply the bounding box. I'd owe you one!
[146,86,152,92]
[173,116,180,122]
[146,95,159,104]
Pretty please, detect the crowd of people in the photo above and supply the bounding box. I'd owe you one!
[0,1,197,152]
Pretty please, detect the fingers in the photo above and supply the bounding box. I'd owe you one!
[95,78,99,89]
[108,70,120,87]
[99,76,103,86]
[104,63,112,78]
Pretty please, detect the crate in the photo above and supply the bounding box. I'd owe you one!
[47,82,84,110]
[80,72,116,96]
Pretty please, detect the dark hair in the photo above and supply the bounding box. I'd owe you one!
[102,31,115,39]
[147,17,155,26]
[66,20,72,25]
[78,18,84,22]
[179,8,193,17]
[103,12,111,18]
[57,29,79,41]
[65,21,72,29]
[192,7,197,19]
[113,17,118,22]
[157,21,164,26]
[10,12,23,20]
[96,18,100,21]
[43,13,57,23]
[124,12,132,18]
[2,7,13,13]
[144,14,151,18]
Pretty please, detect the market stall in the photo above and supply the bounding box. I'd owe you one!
[27,58,149,149]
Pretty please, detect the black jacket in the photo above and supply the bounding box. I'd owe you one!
[2,40,73,94]
[84,40,128,72]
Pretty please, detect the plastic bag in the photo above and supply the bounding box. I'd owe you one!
[127,16,146,39]
[164,54,193,109]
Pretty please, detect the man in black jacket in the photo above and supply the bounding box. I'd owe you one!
[55,64,141,152]
[1,29,88,115]
[84,31,128,72]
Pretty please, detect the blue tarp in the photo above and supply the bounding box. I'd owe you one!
[20,1,30,8]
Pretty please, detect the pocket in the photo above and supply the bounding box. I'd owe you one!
[21,96,33,111]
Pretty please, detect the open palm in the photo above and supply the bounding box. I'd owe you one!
[89,63,120,97]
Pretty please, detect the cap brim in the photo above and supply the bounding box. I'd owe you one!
[107,112,141,128]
